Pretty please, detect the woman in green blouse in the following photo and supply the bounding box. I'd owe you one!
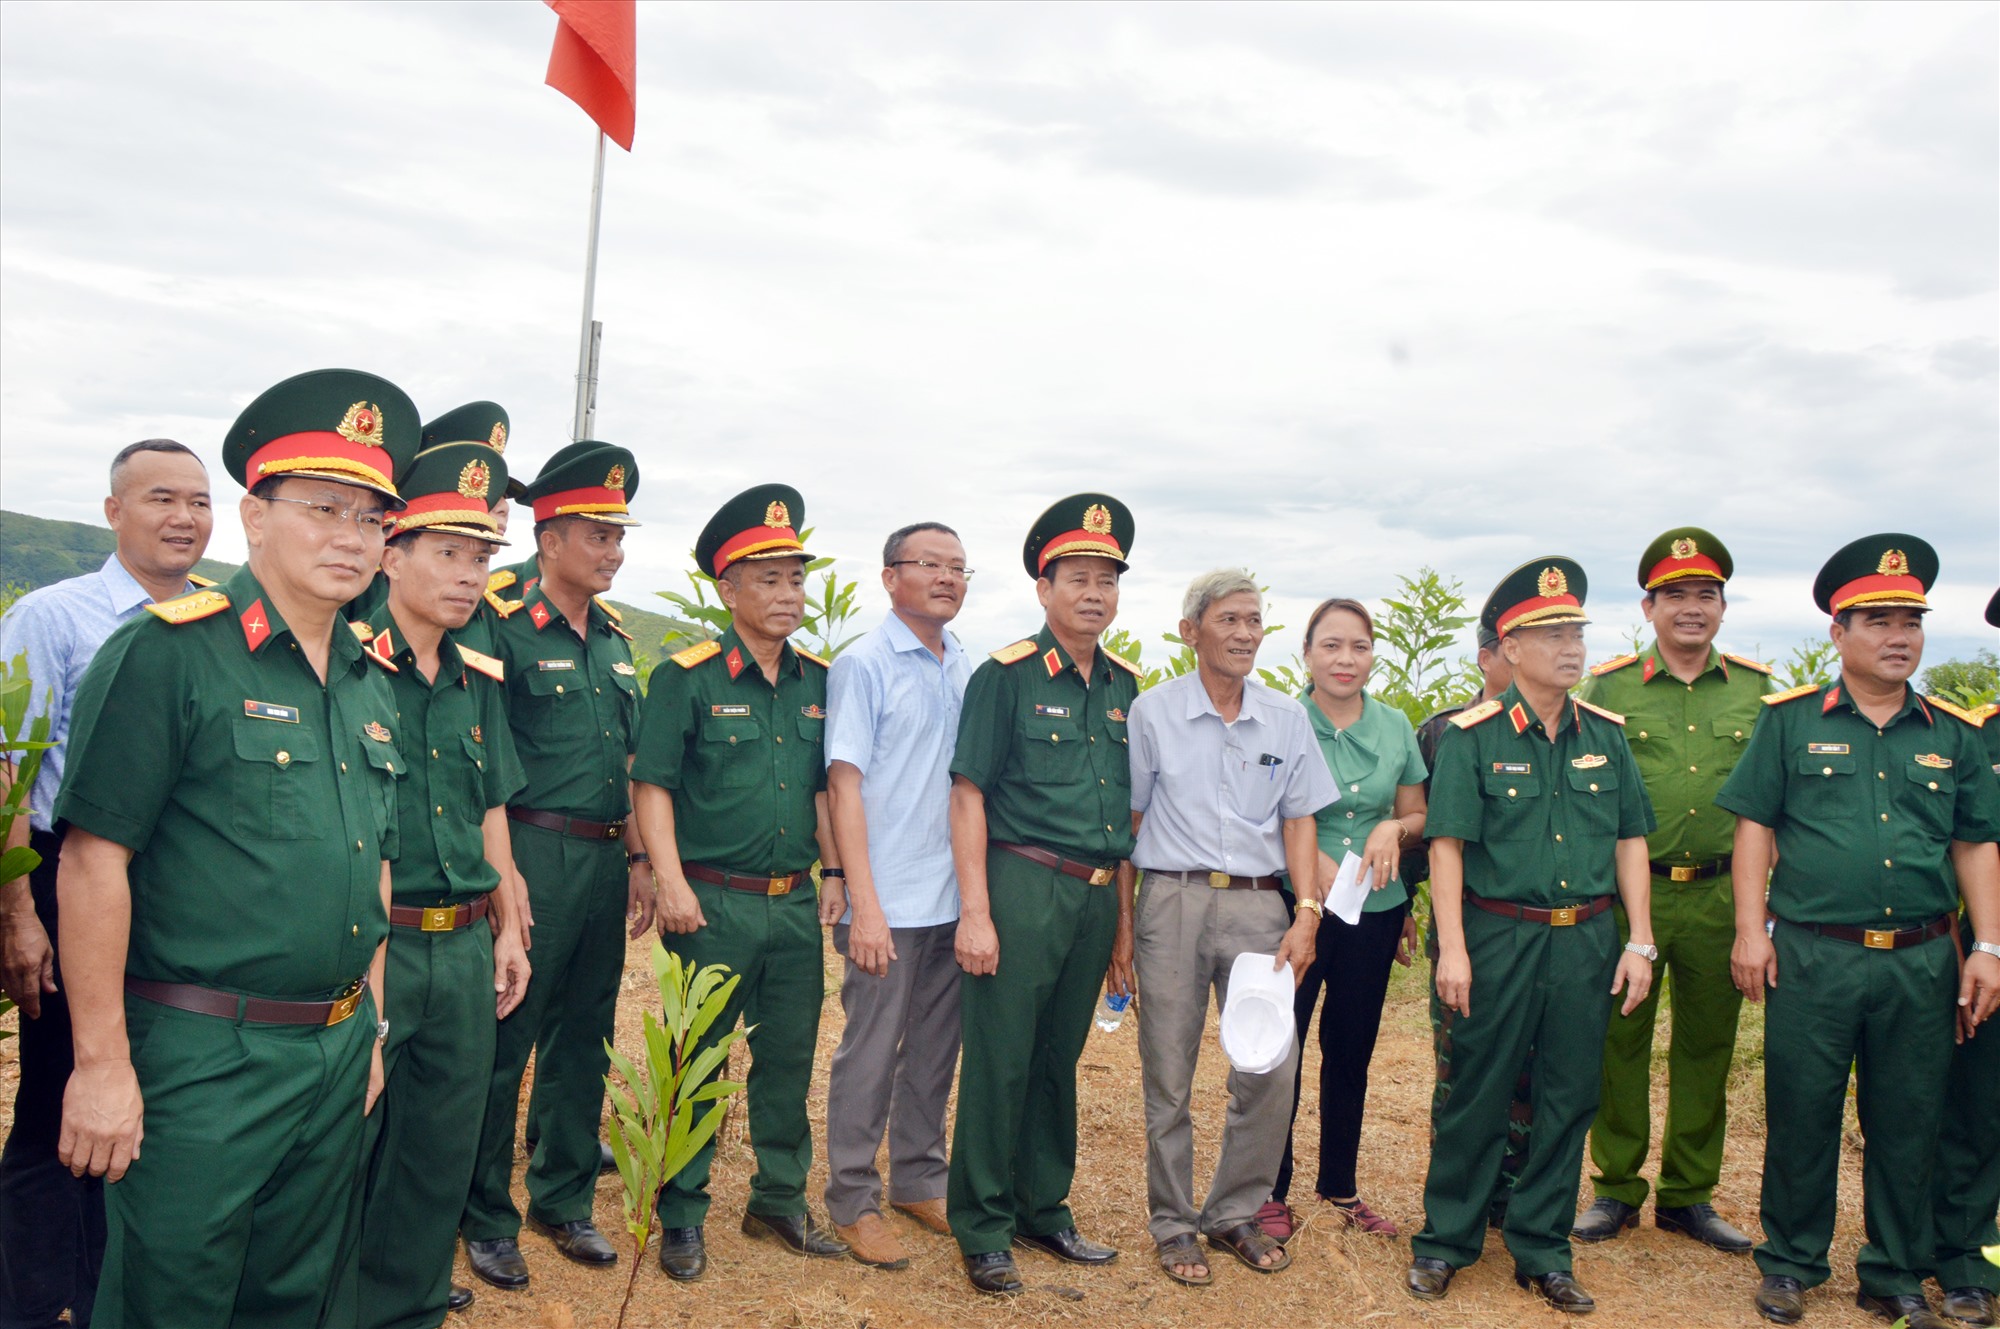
[1264,597,1428,1239]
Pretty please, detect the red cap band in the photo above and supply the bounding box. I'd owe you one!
[531,485,629,523]
[1037,528,1125,573]
[1644,553,1724,589]
[1828,573,1927,613]
[712,524,804,575]
[246,431,395,495]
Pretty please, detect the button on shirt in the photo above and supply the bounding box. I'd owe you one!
[0,554,205,831]
[824,612,972,928]
[1129,673,1337,876]
[1305,691,1426,911]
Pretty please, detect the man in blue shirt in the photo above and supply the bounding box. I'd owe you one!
[819,522,975,1270]
[0,439,214,1329]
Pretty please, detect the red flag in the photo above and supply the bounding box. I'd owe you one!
[545,0,635,150]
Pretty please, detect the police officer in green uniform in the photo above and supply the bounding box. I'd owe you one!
[1722,536,2000,1329]
[945,494,1143,1296]
[353,421,532,1327]
[54,369,416,1328]
[1408,558,1658,1316]
[1927,586,2000,1329]
[630,484,849,1281]
[462,443,654,1289]
[1571,528,1771,1254]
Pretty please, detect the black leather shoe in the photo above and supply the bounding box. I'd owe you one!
[1516,1268,1596,1314]
[742,1210,850,1257]
[1857,1290,1952,1328]
[1570,1197,1639,1244]
[1407,1257,1455,1300]
[1755,1275,1805,1325]
[965,1251,1024,1295]
[446,1285,474,1313]
[525,1214,618,1266]
[1943,1287,1998,1327]
[1015,1226,1118,1265]
[464,1237,529,1290]
[657,1226,706,1282]
[1656,1202,1753,1254]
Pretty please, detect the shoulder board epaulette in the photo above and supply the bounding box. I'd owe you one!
[363,645,398,673]
[1978,702,1999,723]
[143,588,230,625]
[457,645,504,683]
[1589,653,1638,677]
[349,621,376,644]
[1926,695,1985,726]
[487,569,517,595]
[671,640,722,669]
[1448,697,1504,729]
[186,573,217,588]
[1762,683,1818,706]
[1724,652,1773,675]
[1105,650,1144,677]
[1575,698,1626,726]
[593,595,623,623]
[990,639,1038,665]
[794,646,830,668]
[605,621,635,641]
[484,590,523,618]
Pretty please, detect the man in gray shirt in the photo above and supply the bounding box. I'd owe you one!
[1113,569,1334,1287]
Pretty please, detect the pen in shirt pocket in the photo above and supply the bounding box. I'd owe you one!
[1259,753,1282,781]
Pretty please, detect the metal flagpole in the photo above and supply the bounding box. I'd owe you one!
[571,130,607,441]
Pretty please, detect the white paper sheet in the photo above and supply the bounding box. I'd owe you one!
[1325,850,1377,925]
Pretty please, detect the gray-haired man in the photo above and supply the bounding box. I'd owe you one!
[1111,570,1335,1286]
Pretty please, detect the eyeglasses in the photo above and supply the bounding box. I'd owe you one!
[888,559,975,579]
[262,494,388,535]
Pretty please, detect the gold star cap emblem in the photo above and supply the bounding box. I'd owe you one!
[1082,503,1113,535]
[336,401,383,449]
[765,500,791,528]
[457,459,491,501]
[488,422,508,453]
[604,464,627,492]
[1877,549,1909,577]
[1538,566,1568,598]
[1671,537,1697,559]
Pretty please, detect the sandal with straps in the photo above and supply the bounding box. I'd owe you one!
[1206,1221,1292,1273]
[1156,1234,1213,1287]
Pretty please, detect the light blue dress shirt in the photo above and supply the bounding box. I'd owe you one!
[1128,671,1338,877]
[824,611,973,928]
[0,554,201,831]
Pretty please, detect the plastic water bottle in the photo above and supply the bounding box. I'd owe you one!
[1095,991,1131,1032]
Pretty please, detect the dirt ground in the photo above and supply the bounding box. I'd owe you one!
[0,934,1909,1329]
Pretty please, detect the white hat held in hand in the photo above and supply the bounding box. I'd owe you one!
[1220,952,1293,1075]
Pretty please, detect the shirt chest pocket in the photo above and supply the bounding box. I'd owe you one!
[1023,713,1086,782]
[1481,770,1545,840]
[1565,766,1621,834]
[608,668,638,745]
[521,665,581,740]
[231,718,325,840]
[359,735,405,849]
[1708,717,1753,781]
[701,714,766,789]
[1902,761,1957,836]
[454,732,491,808]
[1793,752,1859,813]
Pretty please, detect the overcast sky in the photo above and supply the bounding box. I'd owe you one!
[3,0,1995,671]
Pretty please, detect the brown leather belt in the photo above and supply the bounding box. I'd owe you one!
[507,807,625,841]
[683,863,806,896]
[126,975,366,1027]
[1650,856,1731,883]
[389,895,491,932]
[1465,891,1615,927]
[1148,868,1285,891]
[1778,914,1954,950]
[993,841,1117,886]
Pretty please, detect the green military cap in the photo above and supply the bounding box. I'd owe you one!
[385,442,508,545]
[1481,556,1589,638]
[1811,533,1937,615]
[522,440,640,527]
[223,368,420,505]
[1021,492,1134,578]
[695,483,808,577]
[423,401,522,500]
[1639,526,1732,590]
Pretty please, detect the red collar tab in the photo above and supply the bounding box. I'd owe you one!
[1642,655,1658,683]
[528,600,552,631]
[1043,647,1064,679]
[725,645,746,680]
[1507,702,1529,734]
[240,599,272,652]
[1823,685,1841,714]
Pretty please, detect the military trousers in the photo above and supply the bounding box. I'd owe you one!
[94,988,375,1329]
[1590,874,1742,1209]
[463,825,626,1239]
[357,922,495,1329]
[1930,915,2000,1294]
[1413,902,1620,1275]
[1757,919,1957,1296]
[656,880,824,1227]
[1425,911,1531,1220]
[947,849,1119,1257]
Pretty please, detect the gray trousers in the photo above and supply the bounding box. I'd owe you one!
[1134,871,1299,1245]
[823,920,963,1226]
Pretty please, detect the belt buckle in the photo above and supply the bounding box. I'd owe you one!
[768,876,793,896]
[1207,871,1231,889]
[1549,907,1578,927]
[1670,865,1698,883]
[1863,929,1896,949]
[1088,867,1114,886]
[606,821,625,841]
[420,906,457,932]
[326,980,363,1027]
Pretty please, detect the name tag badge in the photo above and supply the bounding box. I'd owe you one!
[1806,742,1850,755]
[1571,753,1608,769]
[1914,753,1952,769]
[1492,761,1531,775]
[800,704,827,719]
[611,661,637,676]
[711,704,752,717]
[537,659,576,671]
[1034,704,1071,718]
[243,699,300,724]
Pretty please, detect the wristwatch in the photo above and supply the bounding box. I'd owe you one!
[627,852,651,867]
[375,1018,391,1043]
[821,867,846,880]
[1295,897,1324,919]
[1973,941,2000,962]
[1624,941,1660,962]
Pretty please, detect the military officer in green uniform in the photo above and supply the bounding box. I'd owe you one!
[461,442,654,1289]
[54,369,416,1328]
[1927,586,2000,1329]
[1722,537,2000,1329]
[630,483,849,1281]
[945,494,1143,1296]
[353,421,531,1327]
[1571,528,1771,1254]
[1408,558,1658,1316]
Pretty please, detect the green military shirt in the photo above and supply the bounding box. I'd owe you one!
[1426,683,1656,905]
[486,555,638,819]
[1579,644,1773,870]
[55,566,401,999]
[365,608,527,906]
[629,626,827,875]
[1715,679,2000,927]
[949,625,1141,866]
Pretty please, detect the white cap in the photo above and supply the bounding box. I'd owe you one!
[1219,952,1295,1076]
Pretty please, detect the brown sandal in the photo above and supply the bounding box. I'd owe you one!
[1206,1221,1291,1273]
[1157,1234,1213,1287]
